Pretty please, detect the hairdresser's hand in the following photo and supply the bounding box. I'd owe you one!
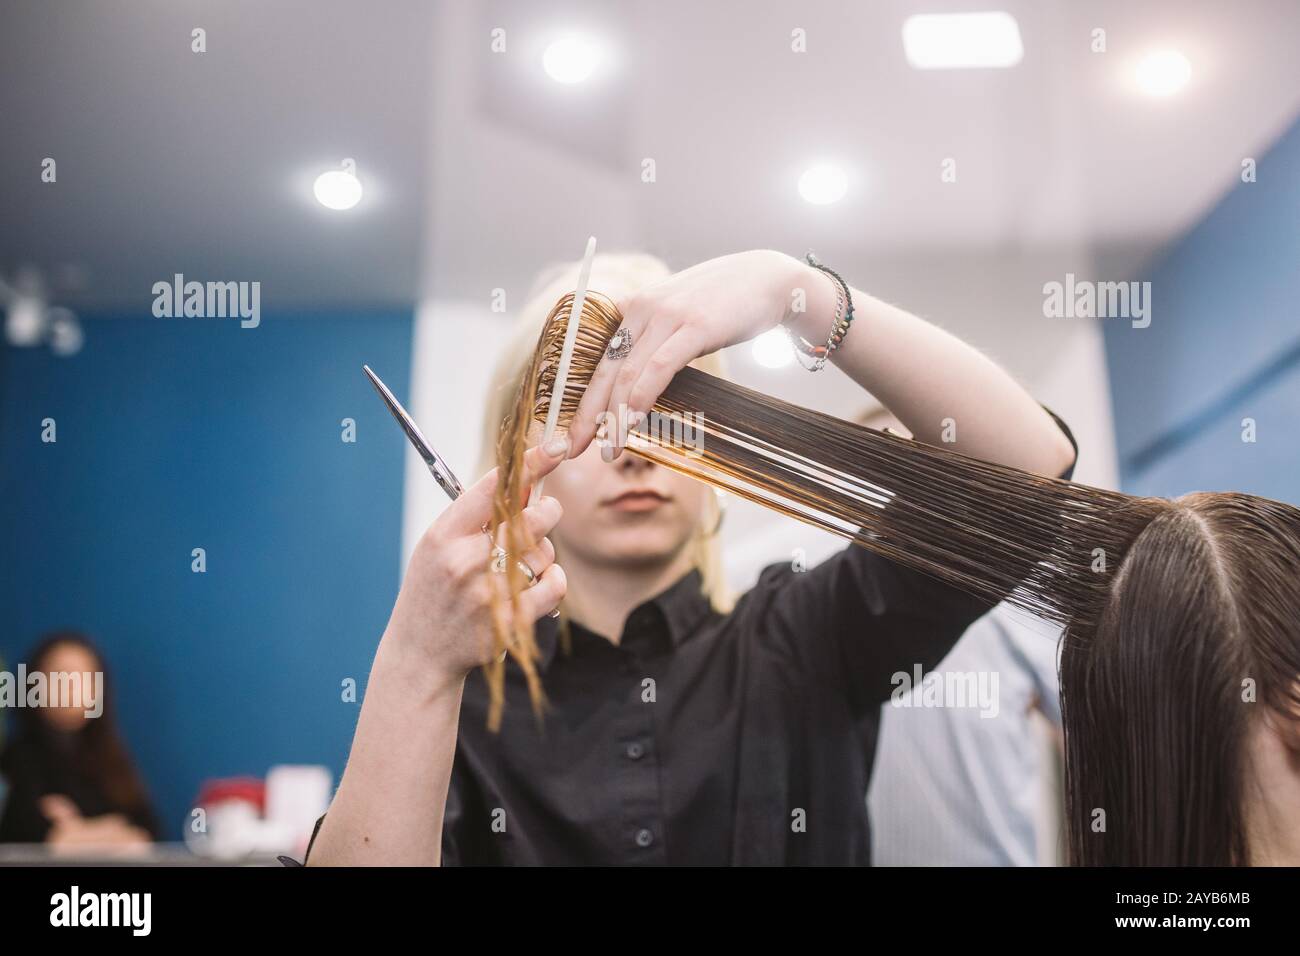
[382,438,570,692]
[567,249,809,458]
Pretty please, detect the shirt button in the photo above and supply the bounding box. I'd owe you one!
[625,741,645,760]
[635,828,654,848]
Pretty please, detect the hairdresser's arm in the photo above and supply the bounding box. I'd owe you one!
[783,261,1075,477]
[307,442,569,866]
[567,249,1075,479]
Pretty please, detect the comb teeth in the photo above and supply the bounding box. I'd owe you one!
[531,291,624,429]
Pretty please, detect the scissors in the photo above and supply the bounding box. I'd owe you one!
[363,365,560,619]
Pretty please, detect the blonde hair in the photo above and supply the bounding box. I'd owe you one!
[476,253,735,623]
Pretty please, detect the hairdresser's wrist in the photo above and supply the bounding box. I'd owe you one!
[778,257,839,342]
[373,626,469,709]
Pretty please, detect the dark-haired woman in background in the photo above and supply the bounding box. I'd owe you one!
[0,632,160,848]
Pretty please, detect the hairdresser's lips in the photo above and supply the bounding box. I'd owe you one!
[603,489,671,513]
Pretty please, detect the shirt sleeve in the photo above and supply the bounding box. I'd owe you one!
[439,749,504,865]
[759,408,1077,717]
[279,814,325,866]
[439,760,468,866]
[998,610,1065,728]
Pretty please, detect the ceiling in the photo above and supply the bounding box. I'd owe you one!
[0,0,434,312]
[3,0,1299,313]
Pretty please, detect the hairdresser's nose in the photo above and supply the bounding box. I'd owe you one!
[616,449,654,472]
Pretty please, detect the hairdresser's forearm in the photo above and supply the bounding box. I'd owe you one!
[786,261,1075,477]
[307,635,463,866]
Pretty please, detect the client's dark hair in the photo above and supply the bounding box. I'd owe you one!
[1060,492,1300,866]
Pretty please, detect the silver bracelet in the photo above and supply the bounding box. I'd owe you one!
[787,252,855,372]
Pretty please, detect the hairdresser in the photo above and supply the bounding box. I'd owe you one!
[305,249,1078,866]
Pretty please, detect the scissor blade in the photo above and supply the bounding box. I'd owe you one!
[363,365,465,499]
[364,366,562,619]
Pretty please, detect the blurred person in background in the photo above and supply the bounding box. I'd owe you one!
[868,604,1064,866]
[0,631,159,848]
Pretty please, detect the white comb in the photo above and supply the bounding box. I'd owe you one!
[531,235,596,504]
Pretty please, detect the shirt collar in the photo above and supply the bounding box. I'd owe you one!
[536,567,712,672]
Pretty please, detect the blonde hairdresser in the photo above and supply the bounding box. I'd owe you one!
[308,248,1075,865]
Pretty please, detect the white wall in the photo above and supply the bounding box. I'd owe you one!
[399,300,509,568]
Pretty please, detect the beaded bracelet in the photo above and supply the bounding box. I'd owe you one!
[789,252,855,372]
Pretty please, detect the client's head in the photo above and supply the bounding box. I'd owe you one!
[1060,491,1300,865]
[479,252,731,612]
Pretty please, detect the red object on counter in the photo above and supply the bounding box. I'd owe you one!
[194,777,266,812]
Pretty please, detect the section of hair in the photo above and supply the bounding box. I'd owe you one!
[641,365,1157,628]
[482,292,624,729]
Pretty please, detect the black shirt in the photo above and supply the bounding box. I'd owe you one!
[438,551,1001,866]
[300,415,1077,866]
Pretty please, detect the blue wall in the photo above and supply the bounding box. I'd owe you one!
[1105,116,1300,500]
[0,312,412,837]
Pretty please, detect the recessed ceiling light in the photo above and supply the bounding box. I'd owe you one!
[313,169,362,210]
[543,35,601,84]
[1135,49,1192,97]
[798,164,848,205]
[902,12,1024,70]
[48,308,84,357]
[4,295,45,347]
[752,328,794,369]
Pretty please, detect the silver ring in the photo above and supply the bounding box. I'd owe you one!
[490,545,537,585]
[606,327,632,360]
[516,559,537,585]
